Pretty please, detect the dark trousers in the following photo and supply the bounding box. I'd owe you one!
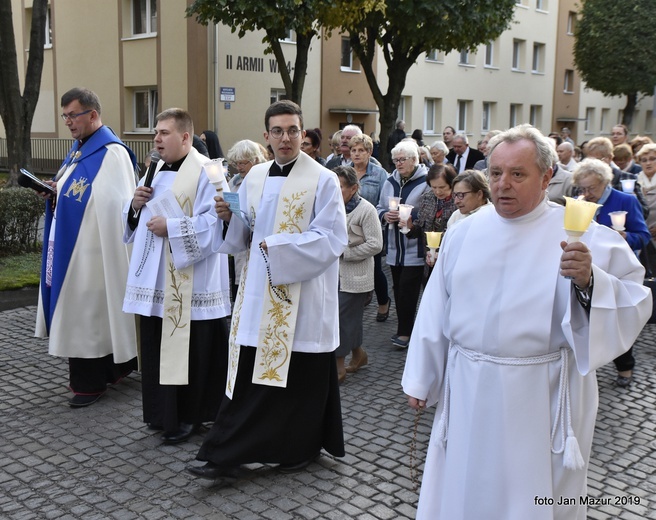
[390,264,424,337]
[69,355,137,395]
[373,252,389,306]
[140,315,229,432]
[613,347,635,373]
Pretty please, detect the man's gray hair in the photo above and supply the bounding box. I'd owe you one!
[453,133,469,145]
[488,124,557,174]
[342,124,363,136]
[558,141,574,152]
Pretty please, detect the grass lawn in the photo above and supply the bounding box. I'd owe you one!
[0,252,42,290]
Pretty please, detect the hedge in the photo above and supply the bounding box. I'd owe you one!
[0,187,44,255]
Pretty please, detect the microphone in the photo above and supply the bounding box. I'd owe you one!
[143,151,161,188]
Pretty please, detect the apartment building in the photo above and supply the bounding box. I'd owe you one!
[2,0,652,163]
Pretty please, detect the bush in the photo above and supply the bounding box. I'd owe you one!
[0,187,44,255]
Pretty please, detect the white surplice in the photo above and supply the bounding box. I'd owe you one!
[216,152,347,353]
[123,149,231,321]
[402,197,651,520]
[36,143,137,363]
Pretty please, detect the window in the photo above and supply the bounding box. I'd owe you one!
[280,29,296,43]
[424,99,437,134]
[512,40,524,71]
[536,0,547,10]
[564,69,574,93]
[459,50,470,65]
[457,100,470,133]
[532,43,545,73]
[529,105,541,127]
[600,108,609,133]
[340,37,359,71]
[44,6,52,48]
[132,0,157,36]
[567,12,577,35]
[482,102,492,132]
[617,110,624,124]
[509,104,522,127]
[585,108,595,133]
[646,111,653,134]
[134,88,158,132]
[484,42,495,67]
[270,89,287,105]
[426,49,444,63]
[398,97,408,123]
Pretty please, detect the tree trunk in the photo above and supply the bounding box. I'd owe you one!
[621,92,637,129]
[290,32,313,107]
[0,0,47,185]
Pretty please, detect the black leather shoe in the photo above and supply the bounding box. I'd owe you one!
[186,462,238,483]
[278,452,320,474]
[147,423,163,431]
[161,423,197,444]
[69,392,105,408]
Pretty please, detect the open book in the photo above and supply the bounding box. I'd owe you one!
[19,168,55,195]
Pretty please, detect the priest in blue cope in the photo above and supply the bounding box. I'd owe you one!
[35,87,138,408]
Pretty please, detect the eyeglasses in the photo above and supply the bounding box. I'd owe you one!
[60,109,92,122]
[577,183,601,194]
[392,157,410,164]
[268,127,301,139]
[453,191,472,200]
[300,141,313,147]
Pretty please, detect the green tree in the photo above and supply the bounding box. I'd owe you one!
[187,0,330,106]
[0,0,48,185]
[336,0,516,169]
[574,0,656,128]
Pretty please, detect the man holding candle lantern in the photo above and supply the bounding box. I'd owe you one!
[403,124,651,519]
[124,108,232,444]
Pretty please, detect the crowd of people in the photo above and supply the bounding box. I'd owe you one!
[33,87,653,518]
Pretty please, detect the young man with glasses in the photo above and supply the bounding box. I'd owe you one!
[35,87,138,407]
[188,100,347,482]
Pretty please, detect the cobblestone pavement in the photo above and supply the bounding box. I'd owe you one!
[1,301,655,519]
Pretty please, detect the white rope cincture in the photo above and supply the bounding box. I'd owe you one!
[435,344,584,470]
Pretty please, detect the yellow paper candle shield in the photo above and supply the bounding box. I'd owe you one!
[564,197,600,233]
[425,231,443,249]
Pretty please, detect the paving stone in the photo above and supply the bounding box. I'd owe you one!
[2,295,656,519]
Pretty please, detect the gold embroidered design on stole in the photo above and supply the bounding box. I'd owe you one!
[254,191,307,382]
[165,261,190,336]
[63,177,90,202]
[159,156,205,385]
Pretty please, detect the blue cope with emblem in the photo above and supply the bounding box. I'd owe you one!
[40,126,136,331]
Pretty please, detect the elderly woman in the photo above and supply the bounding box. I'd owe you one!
[405,163,457,276]
[573,158,650,388]
[301,128,326,166]
[349,134,392,322]
[226,139,267,191]
[429,141,449,165]
[333,166,383,382]
[377,140,429,349]
[419,146,433,167]
[447,169,492,227]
